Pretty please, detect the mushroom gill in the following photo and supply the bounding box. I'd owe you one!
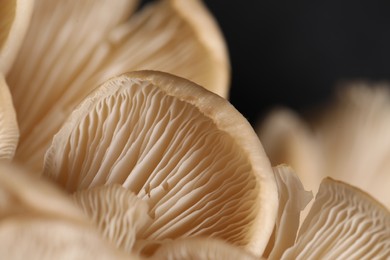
[43,71,277,257]
[149,237,258,260]
[0,162,130,259]
[73,184,151,255]
[0,73,18,160]
[263,165,312,259]
[0,0,34,74]
[282,177,390,259]
[7,0,230,172]
[266,165,390,259]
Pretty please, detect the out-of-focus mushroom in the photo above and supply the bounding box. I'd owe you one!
[43,71,277,257]
[0,0,34,74]
[257,83,390,209]
[0,74,18,160]
[257,108,322,192]
[7,0,230,172]
[0,162,132,259]
[266,165,390,259]
[149,237,258,260]
[73,184,151,255]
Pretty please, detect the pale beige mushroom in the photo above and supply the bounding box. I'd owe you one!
[0,0,33,160]
[266,165,390,259]
[0,0,34,74]
[74,185,260,259]
[263,165,312,259]
[257,83,390,209]
[283,178,390,259]
[0,74,18,160]
[0,162,133,259]
[257,108,322,192]
[73,184,151,255]
[43,71,277,257]
[7,0,230,172]
[149,237,258,260]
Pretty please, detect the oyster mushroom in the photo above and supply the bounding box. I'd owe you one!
[43,71,277,257]
[257,108,322,193]
[0,0,33,160]
[7,0,230,172]
[257,82,390,209]
[74,186,258,259]
[0,0,34,74]
[284,178,390,259]
[263,165,313,259]
[73,184,151,255]
[0,162,131,259]
[267,165,390,259]
[0,74,18,160]
[149,237,258,260]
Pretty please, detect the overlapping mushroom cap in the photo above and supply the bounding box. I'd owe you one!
[6,0,230,172]
[42,71,278,257]
[0,74,18,160]
[0,0,33,160]
[0,0,34,74]
[2,1,389,258]
[0,162,131,259]
[265,165,390,259]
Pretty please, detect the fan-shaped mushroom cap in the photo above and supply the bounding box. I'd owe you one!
[43,71,277,257]
[73,184,151,255]
[0,162,130,259]
[8,0,229,172]
[0,73,18,160]
[281,178,390,259]
[0,0,34,74]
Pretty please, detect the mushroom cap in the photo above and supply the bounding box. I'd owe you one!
[0,0,34,74]
[263,165,313,259]
[43,71,277,257]
[282,177,390,259]
[0,73,19,160]
[8,0,230,172]
[257,108,322,192]
[73,184,150,255]
[312,83,390,209]
[0,162,130,259]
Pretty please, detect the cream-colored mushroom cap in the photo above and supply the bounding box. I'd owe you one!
[263,165,313,259]
[0,74,18,160]
[0,162,131,259]
[43,71,277,257]
[73,184,151,255]
[0,0,34,74]
[257,108,322,192]
[0,0,33,160]
[266,165,390,259]
[282,177,390,259]
[8,0,230,172]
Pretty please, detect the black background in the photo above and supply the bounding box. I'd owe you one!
[140,0,390,126]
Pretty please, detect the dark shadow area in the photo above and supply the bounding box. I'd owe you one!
[140,0,390,126]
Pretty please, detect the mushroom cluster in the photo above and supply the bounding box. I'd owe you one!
[0,0,389,259]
